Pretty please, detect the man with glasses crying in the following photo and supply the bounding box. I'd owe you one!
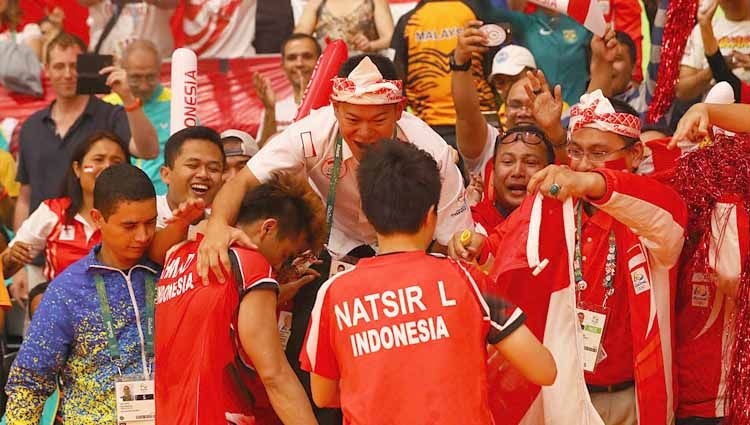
[470,125,555,233]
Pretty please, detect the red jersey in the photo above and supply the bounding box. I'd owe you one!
[12,197,99,281]
[300,251,525,425]
[676,197,749,419]
[155,240,282,425]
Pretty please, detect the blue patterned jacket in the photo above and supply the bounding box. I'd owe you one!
[5,245,160,425]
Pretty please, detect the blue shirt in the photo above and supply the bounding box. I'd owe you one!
[5,245,161,425]
[481,3,593,106]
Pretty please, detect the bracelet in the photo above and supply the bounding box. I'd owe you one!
[124,97,142,112]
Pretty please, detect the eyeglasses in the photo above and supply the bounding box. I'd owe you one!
[498,130,548,146]
[566,144,632,162]
[127,74,159,85]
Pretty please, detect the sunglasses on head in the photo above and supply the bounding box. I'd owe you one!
[497,128,548,146]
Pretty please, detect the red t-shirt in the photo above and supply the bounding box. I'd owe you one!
[155,240,281,425]
[300,251,525,425]
[577,210,636,386]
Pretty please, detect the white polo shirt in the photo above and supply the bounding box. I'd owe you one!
[246,105,472,257]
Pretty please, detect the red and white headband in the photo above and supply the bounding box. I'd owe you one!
[330,57,404,105]
[569,90,641,140]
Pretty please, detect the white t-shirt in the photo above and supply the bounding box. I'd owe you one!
[0,24,41,45]
[88,2,174,58]
[463,123,499,184]
[156,194,172,229]
[156,194,211,232]
[257,95,299,140]
[682,15,750,82]
[182,0,257,58]
[247,105,473,257]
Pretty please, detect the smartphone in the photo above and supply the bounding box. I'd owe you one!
[76,53,113,95]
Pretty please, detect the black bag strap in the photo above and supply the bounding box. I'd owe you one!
[94,3,124,54]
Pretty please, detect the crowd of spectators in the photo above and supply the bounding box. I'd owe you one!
[0,0,747,424]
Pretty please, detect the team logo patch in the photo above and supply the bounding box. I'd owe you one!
[322,157,347,179]
[59,225,75,241]
[691,272,711,283]
[631,267,651,295]
[692,284,710,308]
[563,29,578,44]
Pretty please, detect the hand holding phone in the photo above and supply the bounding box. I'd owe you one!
[76,53,113,95]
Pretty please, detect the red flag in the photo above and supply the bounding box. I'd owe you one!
[487,194,604,425]
[527,0,607,36]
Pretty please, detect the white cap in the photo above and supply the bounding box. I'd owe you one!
[220,129,260,158]
[489,45,537,79]
[705,81,735,104]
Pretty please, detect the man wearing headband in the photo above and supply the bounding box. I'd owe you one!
[197,54,472,423]
[528,90,686,424]
[455,90,687,424]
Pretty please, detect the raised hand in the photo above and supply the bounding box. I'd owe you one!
[454,20,488,65]
[524,70,563,132]
[252,72,277,109]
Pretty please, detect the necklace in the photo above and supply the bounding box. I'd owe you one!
[574,202,616,307]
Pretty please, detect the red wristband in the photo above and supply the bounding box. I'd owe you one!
[124,97,142,112]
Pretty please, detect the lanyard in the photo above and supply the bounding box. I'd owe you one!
[574,203,616,307]
[325,132,344,232]
[94,274,155,374]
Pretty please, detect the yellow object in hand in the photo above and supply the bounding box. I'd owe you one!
[460,230,472,246]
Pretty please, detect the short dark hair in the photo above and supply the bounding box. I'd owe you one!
[615,31,637,66]
[281,33,322,58]
[236,172,327,252]
[94,164,155,219]
[357,139,441,235]
[608,96,641,145]
[164,126,225,168]
[495,125,555,164]
[61,130,130,224]
[338,54,399,80]
[46,32,86,64]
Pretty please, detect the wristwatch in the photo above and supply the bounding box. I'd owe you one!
[449,51,472,72]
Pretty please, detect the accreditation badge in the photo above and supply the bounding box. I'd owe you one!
[329,256,357,279]
[576,302,609,373]
[115,375,155,424]
[278,311,293,351]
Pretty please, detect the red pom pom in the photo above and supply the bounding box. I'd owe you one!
[646,0,699,123]
[671,132,750,422]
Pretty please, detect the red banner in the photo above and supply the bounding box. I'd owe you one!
[0,55,292,150]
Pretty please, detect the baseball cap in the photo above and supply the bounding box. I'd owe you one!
[490,45,537,79]
[220,129,260,158]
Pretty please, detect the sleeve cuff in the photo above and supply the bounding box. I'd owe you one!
[588,168,616,206]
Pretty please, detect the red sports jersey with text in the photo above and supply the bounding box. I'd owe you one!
[155,240,281,425]
[300,251,525,425]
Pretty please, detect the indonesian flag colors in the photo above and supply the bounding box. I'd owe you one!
[528,0,607,36]
[487,194,604,425]
[487,185,680,424]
